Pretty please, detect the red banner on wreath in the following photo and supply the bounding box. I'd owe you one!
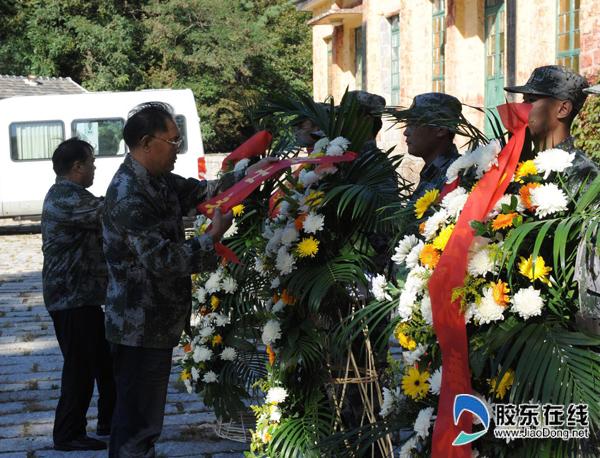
[429,103,531,457]
[221,130,273,171]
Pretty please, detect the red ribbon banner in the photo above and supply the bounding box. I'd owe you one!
[429,103,531,457]
[221,130,273,171]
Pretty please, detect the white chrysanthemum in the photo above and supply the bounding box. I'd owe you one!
[467,243,496,277]
[326,136,350,156]
[398,288,417,321]
[511,286,544,320]
[278,200,290,217]
[403,344,427,366]
[272,299,286,313]
[530,183,568,218]
[420,293,433,325]
[275,246,296,275]
[266,387,288,404]
[266,228,283,254]
[190,313,202,327]
[221,277,237,294]
[392,234,420,265]
[423,209,449,240]
[194,287,207,304]
[380,386,403,417]
[313,137,330,153]
[405,266,429,295]
[372,274,392,301]
[214,313,230,327]
[429,367,442,395]
[254,257,267,275]
[441,186,468,218]
[199,326,214,338]
[220,347,237,361]
[233,158,250,172]
[405,240,425,270]
[446,153,476,183]
[472,140,502,178]
[270,406,282,423]
[473,288,505,325]
[191,367,200,382]
[270,277,281,289]
[490,193,525,218]
[281,226,299,246]
[261,319,282,346]
[299,169,320,187]
[193,345,213,363]
[184,378,193,393]
[202,371,218,383]
[399,436,418,458]
[205,270,223,294]
[414,407,435,439]
[315,165,338,176]
[534,148,575,179]
[302,212,325,234]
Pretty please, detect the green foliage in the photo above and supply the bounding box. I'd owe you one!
[573,82,600,164]
[0,0,312,152]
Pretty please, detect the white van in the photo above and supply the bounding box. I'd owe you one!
[0,89,207,217]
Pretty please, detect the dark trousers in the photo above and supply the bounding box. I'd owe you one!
[50,306,116,444]
[109,344,173,458]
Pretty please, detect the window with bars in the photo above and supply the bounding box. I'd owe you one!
[432,0,445,92]
[556,0,580,71]
[354,26,364,90]
[390,16,400,105]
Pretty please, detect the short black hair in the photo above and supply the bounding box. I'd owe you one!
[123,101,176,149]
[52,138,93,176]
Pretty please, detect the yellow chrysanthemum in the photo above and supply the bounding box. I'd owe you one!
[305,190,325,208]
[308,151,326,158]
[212,334,223,346]
[414,189,440,219]
[432,224,455,251]
[296,236,319,258]
[232,204,245,217]
[514,160,538,183]
[490,280,510,307]
[419,244,441,269]
[489,369,515,399]
[394,323,417,350]
[492,212,518,231]
[402,367,430,400]
[518,255,552,285]
[210,295,220,310]
[180,369,191,381]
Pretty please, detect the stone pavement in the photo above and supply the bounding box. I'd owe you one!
[0,230,247,458]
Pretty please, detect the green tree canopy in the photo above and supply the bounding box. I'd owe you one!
[0,0,312,152]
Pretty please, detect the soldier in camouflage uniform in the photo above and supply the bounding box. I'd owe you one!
[103,102,274,457]
[505,66,599,334]
[42,138,115,451]
[400,92,463,203]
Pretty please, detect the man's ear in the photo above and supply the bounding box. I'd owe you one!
[434,127,450,139]
[140,135,152,151]
[556,99,574,121]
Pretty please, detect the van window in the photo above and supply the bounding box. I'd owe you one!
[175,115,188,154]
[10,121,65,161]
[72,118,126,157]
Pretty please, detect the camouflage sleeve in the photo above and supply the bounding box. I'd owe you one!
[169,170,246,213]
[110,196,218,276]
[49,189,104,230]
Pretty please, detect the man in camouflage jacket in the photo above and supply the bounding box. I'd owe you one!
[42,138,115,452]
[103,102,274,457]
[505,66,599,334]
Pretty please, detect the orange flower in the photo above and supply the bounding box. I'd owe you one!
[272,293,280,304]
[490,280,510,307]
[295,213,307,231]
[200,306,210,316]
[183,343,192,353]
[419,244,441,269]
[212,334,223,346]
[519,183,540,211]
[492,212,518,231]
[419,222,426,235]
[281,289,296,305]
[266,345,276,366]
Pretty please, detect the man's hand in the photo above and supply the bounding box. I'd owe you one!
[207,209,234,243]
[245,157,279,176]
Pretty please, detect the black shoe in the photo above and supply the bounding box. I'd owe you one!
[96,424,111,436]
[54,435,107,451]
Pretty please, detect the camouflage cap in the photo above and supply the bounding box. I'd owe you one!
[584,84,600,95]
[394,92,463,131]
[505,65,589,111]
[347,90,386,116]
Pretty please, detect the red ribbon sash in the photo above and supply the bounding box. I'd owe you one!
[221,130,273,171]
[429,103,531,457]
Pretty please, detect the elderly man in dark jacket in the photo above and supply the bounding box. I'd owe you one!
[42,138,116,451]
